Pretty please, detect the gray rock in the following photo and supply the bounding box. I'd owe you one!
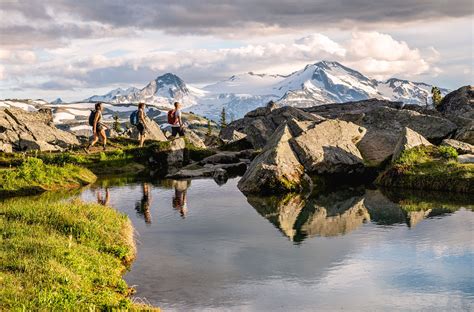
[201,152,241,165]
[213,168,228,185]
[185,129,207,148]
[458,154,474,164]
[238,124,305,194]
[129,117,167,141]
[290,120,367,174]
[441,139,474,155]
[354,106,456,165]
[167,138,186,167]
[221,105,323,149]
[437,85,474,119]
[0,107,79,152]
[392,127,433,161]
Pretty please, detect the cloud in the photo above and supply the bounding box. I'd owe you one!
[3,31,441,93]
[1,0,472,47]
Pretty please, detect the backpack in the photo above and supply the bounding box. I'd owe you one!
[88,110,96,126]
[130,110,139,125]
[167,109,177,125]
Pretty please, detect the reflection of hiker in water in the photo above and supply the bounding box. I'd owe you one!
[172,180,189,218]
[135,183,152,224]
[97,188,110,206]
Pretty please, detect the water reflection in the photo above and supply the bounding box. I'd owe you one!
[247,187,473,243]
[172,180,190,218]
[96,187,110,206]
[135,183,152,224]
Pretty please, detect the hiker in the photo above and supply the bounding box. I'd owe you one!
[86,102,107,152]
[135,183,152,224]
[130,102,149,147]
[168,101,185,138]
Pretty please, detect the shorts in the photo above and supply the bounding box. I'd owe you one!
[94,124,104,134]
[171,126,185,137]
[137,123,145,135]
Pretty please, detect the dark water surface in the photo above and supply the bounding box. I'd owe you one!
[78,178,473,311]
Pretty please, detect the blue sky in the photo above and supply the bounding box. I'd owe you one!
[0,0,472,101]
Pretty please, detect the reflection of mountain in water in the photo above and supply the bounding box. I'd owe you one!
[247,188,472,243]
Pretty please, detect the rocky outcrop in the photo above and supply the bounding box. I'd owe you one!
[0,108,79,152]
[441,139,474,155]
[437,86,474,144]
[290,120,366,174]
[167,138,186,167]
[185,129,207,149]
[437,85,474,119]
[301,100,457,165]
[392,127,433,161]
[237,124,306,194]
[221,102,324,149]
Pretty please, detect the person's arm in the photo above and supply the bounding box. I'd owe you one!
[178,110,183,127]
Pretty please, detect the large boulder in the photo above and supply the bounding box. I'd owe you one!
[392,127,433,161]
[290,120,367,174]
[353,106,456,165]
[0,108,79,152]
[436,86,474,145]
[238,124,305,194]
[221,103,324,149]
[166,138,186,168]
[185,129,206,149]
[303,100,457,165]
[129,117,167,141]
[441,139,474,155]
[437,85,474,119]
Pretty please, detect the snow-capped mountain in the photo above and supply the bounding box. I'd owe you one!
[51,98,63,104]
[85,87,140,103]
[83,61,449,120]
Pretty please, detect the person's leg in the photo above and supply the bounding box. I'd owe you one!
[87,131,99,151]
[139,132,146,147]
[99,129,107,150]
[178,127,185,137]
[171,127,178,138]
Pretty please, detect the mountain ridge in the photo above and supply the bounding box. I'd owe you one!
[81,60,450,120]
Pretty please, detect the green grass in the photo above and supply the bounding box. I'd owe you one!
[0,158,96,196]
[377,145,473,193]
[0,194,150,310]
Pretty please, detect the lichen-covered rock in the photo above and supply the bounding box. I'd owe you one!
[392,127,433,161]
[290,120,366,174]
[441,139,474,155]
[221,105,323,149]
[0,108,79,152]
[238,124,305,194]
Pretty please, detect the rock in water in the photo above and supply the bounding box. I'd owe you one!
[392,127,433,161]
[0,107,79,152]
[238,124,305,194]
[441,139,474,155]
[290,120,366,174]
